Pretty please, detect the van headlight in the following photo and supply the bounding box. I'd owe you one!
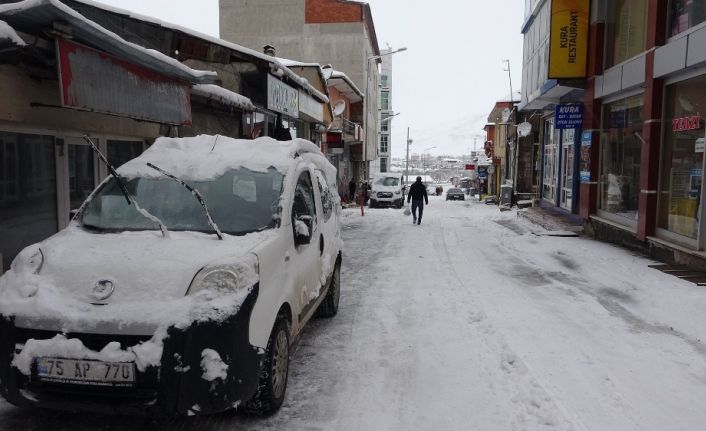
[394,190,401,195]
[12,246,44,275]
[187,255,259,296]
[187,266,242,295]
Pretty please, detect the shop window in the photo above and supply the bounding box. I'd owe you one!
[669,0,706,37]
[599,94,644,222]
[605,0,648,68]
[658,76,706,239]
[108,140,144,169]
[542,118,559,203]
[0,132,57,272]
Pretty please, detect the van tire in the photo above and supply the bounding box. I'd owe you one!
[317,263,340,318]
[245,316,290,415]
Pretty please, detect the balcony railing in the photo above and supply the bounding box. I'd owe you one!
[331,117,363,141]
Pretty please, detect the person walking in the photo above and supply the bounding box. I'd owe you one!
[348,178,356,203]
[407,176,429,225]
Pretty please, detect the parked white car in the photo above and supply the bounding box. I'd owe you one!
[0,135,343,416]
[369,174,404,208]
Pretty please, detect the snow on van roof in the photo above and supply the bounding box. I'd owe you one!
[117,135,329,181]
[0,19,25,46]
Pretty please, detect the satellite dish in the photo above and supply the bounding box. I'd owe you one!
[333,100,346,116]
[321,64,334,81]
[501,108,511,123]
[517,122,532,137]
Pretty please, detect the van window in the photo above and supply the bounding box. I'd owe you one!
[315,170,333,221]
[375,177,399,187]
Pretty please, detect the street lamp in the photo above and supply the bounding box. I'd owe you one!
[363,47,407,181]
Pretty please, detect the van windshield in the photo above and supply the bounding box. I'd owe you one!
[375,177,399,186]
[81,167,283,235]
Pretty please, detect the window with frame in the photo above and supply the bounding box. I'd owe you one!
[599,94,644,222]
[381,91,390,110]
[380,135,389,154]
[380,157,388,173]
[315,170,334,222]
[669,0,706,36]
[381,115,390,132]
[605,0,648,68]
[292,171,316,239]
[381,75,389,88]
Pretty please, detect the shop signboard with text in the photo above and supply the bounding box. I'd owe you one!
[267,74,299,118]
[555,104,583,129]
[579,130,591,182]
[548,0,589,79]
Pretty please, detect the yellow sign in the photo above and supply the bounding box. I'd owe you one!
[548,0,589,79]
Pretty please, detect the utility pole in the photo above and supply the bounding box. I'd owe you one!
[405,127,412,184]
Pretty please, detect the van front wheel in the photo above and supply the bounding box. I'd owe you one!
[246,316,290,415]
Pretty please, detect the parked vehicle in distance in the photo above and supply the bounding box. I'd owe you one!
[426,183,437,197]
[446,188,465,201]
[369,175,404,208]
[0,135,343,416]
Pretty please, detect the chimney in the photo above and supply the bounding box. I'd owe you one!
[263,44,276,57]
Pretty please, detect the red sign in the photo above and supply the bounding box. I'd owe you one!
[672,114,702,132]
[465,164,476,170]
[326,132,343,148]
[57,38,192,125]
[492,157,501,165]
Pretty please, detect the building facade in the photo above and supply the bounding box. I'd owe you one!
[371,47,394,175]
[219,0,381,182]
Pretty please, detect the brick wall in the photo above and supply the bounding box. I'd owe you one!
[305,0,362,24]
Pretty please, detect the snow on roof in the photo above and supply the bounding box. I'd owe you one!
[329,70,363,102]
[191,84,256,111]
[0,0,217,84]
[117,135,325,181]
[66,0,328,102]
[0,19,25,46]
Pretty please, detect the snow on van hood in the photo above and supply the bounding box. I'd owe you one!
[117,135,324,182]
[0,225,272,331]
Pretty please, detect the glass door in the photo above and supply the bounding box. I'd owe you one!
[542,118,559,204]
[560,129,575,210]
[58,137,98,227]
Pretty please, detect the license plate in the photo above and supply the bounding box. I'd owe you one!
[36,358,135,387]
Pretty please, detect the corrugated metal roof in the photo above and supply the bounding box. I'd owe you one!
[0,0,218,84]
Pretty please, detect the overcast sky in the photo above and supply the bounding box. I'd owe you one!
[96,0,525,158]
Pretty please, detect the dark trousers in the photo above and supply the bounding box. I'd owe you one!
[411,199,424,223]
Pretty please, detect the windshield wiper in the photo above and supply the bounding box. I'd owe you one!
[83,135,170,238]
[146,163,224,240]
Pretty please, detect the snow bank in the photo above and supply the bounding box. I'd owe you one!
[0,19,25,46]
[200,349,228,381]
[117,135,324,182]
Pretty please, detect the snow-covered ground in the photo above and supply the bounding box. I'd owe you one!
[2,196,706,430]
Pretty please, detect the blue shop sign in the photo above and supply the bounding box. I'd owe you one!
[555,104,584,129]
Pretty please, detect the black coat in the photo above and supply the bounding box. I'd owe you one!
[407,181,428,204]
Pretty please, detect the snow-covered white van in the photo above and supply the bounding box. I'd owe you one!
[369,174,404,208]
[0,135,342,416]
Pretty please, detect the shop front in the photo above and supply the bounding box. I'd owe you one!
[597,93,644,229]
[657,73,706,247]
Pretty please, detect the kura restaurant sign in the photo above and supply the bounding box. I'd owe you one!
[57,38,191,125]
[548,0,589,79]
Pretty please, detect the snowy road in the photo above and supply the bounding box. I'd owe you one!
[2,196,706,430]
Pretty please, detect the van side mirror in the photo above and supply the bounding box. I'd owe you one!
[293,215,313,246]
